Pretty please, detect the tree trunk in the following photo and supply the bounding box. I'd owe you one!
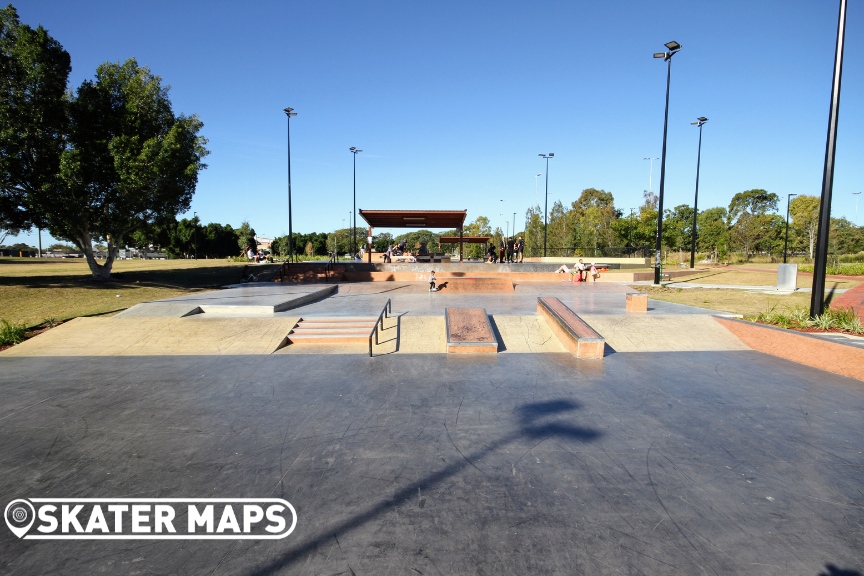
[76,232,117,281]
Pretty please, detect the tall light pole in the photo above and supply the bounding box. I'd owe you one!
[652,41,681,284]
[513,211,516,236]
[643,157,659,197]
[284,107,297,263]
[535,173,541,208]
[689,117,708,268]
[193,211,198,260]
[539,153,554,257]
[811,0,847,318]
[854,191,861,224]
[499,199,504,240]
[349,147,362,258]
[784,193,798,263]
[628,208,635,255]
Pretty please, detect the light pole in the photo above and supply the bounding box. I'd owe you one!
[499,199,504,241]
[349,147,362,258]
[284,107,297,263]
[513,211,516,236]
[535,173,541,208]
[854,191,861,224]
[539,153,554,257]
[628,208,635,255]
[784,193,798,263]
[689,117,708,268]
[652,41,681,284]
[643,157,658,197]
[811,0,847,318]
[193,211,198,260]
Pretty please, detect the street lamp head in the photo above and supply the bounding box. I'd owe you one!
[283,107,297,117]
[665,41,681,51]
[350,147,362,154]
[653,53,666,59]
[697,117,708,122]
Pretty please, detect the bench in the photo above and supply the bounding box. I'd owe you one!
[537,297,605,359]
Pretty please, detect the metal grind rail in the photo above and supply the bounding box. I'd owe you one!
[369,298,392,357]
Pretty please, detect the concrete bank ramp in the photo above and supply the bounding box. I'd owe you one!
[1,317,301,356]
[578,314,749,353]
[116,285,336,317]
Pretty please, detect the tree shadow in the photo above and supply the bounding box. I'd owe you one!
[818,565,862,576]
[246,399,599,575]
[0,264,244,291]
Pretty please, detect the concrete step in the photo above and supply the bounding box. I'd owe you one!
[289,328,370,336]
[286,333,369,344]
[292,322,376,330]
[300,317,378,323]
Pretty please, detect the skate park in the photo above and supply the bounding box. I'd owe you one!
[1,266,863,575]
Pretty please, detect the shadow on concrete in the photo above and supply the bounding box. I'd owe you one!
[486,314,506,352]
[247,399,600,575]
[825,282,840,307]
[818,565,863,576]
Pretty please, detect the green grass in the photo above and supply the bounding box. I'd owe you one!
[0,257,250,328]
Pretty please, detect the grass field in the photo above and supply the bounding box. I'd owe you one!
[0,258,250,328]
[632,264,861,317]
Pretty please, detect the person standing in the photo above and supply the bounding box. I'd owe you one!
[506,236,515,263]
[515,236,524,262]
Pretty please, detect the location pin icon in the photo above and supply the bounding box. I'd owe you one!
[5,499,35,538]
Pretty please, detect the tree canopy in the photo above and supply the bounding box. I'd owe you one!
[0,4,70,230]
[1,6,208,279]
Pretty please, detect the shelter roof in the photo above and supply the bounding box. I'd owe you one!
[439,236,490,244]
[359,210,467,229]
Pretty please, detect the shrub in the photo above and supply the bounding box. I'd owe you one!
[0,319,26,346]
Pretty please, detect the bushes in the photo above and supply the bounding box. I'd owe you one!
[0,319,26,346]
[748,305,863,335]
[798,262,864,276]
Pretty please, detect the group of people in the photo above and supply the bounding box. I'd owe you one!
[246,248,270,263]
[556,259,599,282]
[487,235,524,263]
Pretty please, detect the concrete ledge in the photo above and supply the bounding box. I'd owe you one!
[341,270,637,283]
[439,277,514,293]
[626,293,648,312]
[714,316,864,382]
[445,308,498,354]
[537,297,605,359]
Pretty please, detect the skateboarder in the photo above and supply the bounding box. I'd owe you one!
[429,270,437,292]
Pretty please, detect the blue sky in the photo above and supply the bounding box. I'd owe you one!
[11,0,864,247]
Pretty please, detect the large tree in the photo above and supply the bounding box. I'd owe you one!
[788,194,820,260]
[0,4,70,231]
[728,189,779,261]
[570,188,618,257]
[37,59,209,279]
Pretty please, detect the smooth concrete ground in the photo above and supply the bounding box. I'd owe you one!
[1,280,862,575]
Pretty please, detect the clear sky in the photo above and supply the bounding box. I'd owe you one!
[10,0,864,247]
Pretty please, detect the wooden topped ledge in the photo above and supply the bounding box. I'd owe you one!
[537,297,605,359]
[445,308,499,353]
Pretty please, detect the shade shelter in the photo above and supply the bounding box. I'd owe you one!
[439,236,491,260]
[358,210,468,262]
